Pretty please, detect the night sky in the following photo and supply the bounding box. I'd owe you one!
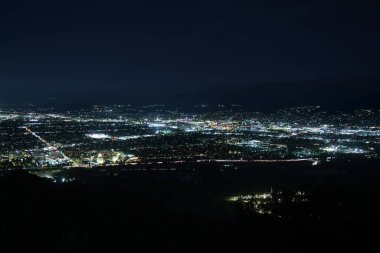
[1,0,379,110]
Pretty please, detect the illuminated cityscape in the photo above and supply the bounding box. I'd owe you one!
[1,0,380,252]
[1,104,379,172]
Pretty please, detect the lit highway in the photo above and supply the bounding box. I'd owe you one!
[22,126,78,166]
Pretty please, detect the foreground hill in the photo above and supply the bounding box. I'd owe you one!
[1,161,380,252]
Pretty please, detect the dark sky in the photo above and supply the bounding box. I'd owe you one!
[0,0,379,110]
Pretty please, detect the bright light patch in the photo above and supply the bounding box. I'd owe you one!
[86,133,111,139]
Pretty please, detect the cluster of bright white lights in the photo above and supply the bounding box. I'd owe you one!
[86,133,111,139]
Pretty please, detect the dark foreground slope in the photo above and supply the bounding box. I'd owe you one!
[1,161,380,253]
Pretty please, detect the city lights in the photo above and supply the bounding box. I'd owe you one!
[0,105,379,170]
